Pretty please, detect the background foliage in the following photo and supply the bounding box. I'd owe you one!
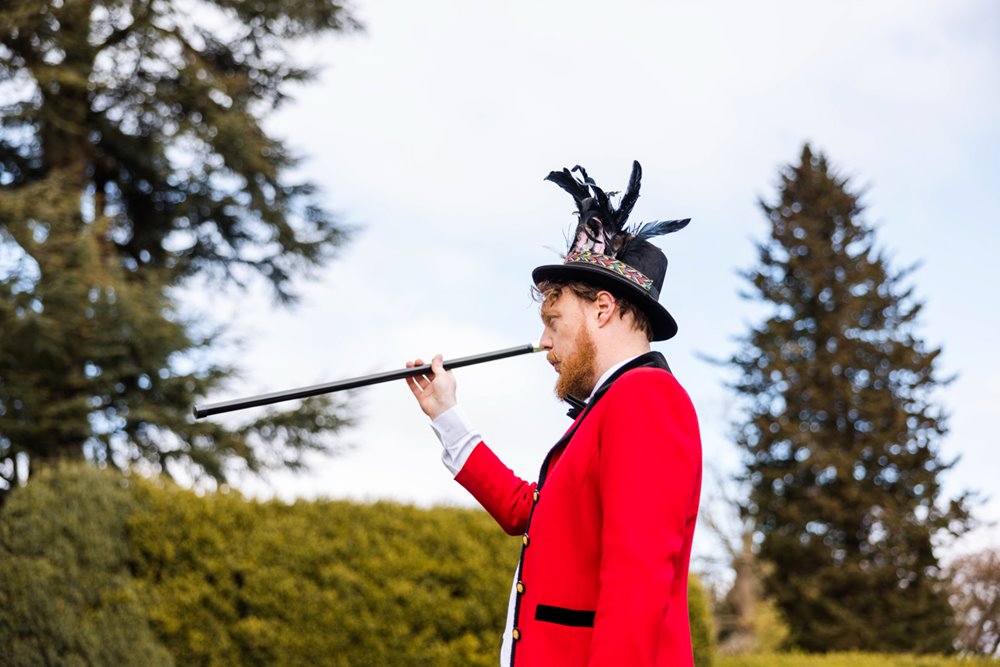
[727,145,972,653]
[948,548,1000,656]
[0,0,357,500]
[690,572,717,667]
[0,463,717,666]
[0,464,171,666]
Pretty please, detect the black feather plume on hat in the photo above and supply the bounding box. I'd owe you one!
[545,160,690,259]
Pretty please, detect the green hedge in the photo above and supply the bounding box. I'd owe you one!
[690,573,716,667]
[0,464,717,665]
[0,464,172,667]
[720,654,999,667]
[127,479,518,666]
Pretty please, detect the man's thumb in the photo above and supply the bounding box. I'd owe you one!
[431,354,446,376]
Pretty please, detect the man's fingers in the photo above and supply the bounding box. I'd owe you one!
[405,353,456,419]
[405,359,430,393]
[406,356,446,394]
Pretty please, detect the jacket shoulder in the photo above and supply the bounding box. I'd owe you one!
[603,365,697,414]
[611,365,683,393]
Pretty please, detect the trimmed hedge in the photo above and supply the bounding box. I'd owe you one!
[0,465,172,667]
[127,480,518,666]
[690,573,716,667]
[1,464,717,665]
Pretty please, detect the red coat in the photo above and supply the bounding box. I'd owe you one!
[455,353,702,666]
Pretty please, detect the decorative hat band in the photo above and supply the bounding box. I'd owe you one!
[565,250,654,292]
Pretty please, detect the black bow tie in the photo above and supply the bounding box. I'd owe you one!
[565,395,587,419]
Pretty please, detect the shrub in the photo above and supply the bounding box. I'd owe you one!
[690,574,717,667]
[0,463,172,667]
[126,481,519,666]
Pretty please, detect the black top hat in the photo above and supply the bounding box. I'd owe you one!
[531,161,690,341]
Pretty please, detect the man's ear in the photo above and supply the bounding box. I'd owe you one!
[594,290,618,327]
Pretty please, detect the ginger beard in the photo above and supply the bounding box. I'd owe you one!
[552,324,599,401]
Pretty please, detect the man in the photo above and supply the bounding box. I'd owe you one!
[406,161,702,666]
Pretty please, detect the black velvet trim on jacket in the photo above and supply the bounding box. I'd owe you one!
[544,351,671,486]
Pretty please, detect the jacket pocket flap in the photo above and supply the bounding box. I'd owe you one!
[535,604,595,627]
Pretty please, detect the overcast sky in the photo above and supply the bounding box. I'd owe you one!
[194,0,1000,563]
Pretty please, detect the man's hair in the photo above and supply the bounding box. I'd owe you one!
[532,280,653,341]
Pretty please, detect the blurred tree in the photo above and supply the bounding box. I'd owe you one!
[711,531,789,656]
[948,547,1000,656]
[700,475,789,655]
[0,0,358,500]
[728,145,973,652]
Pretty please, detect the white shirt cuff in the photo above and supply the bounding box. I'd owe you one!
[430,405,482,476]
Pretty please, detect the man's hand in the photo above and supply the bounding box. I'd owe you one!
[405,355,457,420]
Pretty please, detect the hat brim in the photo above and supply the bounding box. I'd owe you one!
[532,263,678,341]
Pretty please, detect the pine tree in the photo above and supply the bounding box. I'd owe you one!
[0,0,358,499]
[730,145,972,653]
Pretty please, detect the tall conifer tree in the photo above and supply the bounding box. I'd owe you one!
[0,0,358,499]
[730,145,971,652]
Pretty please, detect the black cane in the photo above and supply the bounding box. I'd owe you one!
[192,343,542,419]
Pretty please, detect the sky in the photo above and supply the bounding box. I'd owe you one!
[192,0,1000,567]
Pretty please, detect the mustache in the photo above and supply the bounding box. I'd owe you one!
[546,353,559,366]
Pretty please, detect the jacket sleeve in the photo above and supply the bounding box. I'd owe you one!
[588,370,702,666]
[454,441,537,536]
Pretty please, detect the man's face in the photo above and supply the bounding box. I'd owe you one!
[539,291,598,400]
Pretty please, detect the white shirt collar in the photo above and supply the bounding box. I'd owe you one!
[587,353,643,401]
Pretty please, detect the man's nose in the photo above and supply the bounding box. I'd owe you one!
[538,330,553,350]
